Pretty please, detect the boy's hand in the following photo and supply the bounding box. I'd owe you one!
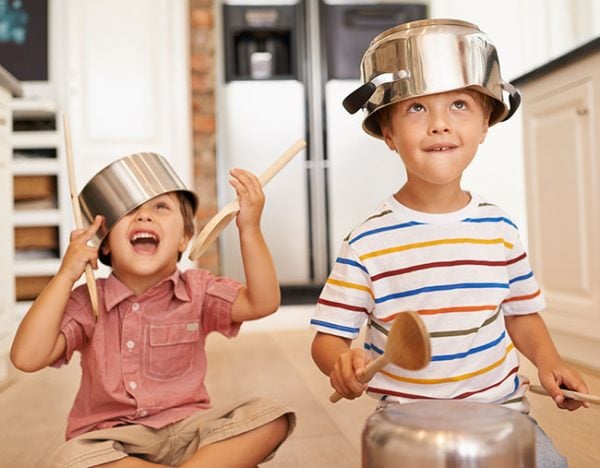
[330,348,372,400]
[58,215,103,283]
[538,361,590,411]
[229,168,265,231]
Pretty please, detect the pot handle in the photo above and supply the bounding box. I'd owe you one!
[501,81,521,122]
[343,82,376,114]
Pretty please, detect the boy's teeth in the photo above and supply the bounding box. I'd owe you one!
[131,232,157,241]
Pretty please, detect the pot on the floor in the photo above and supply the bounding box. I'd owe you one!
[362,400,535,467]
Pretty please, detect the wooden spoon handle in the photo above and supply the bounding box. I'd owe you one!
[189,139,306,260]
[530,384,600,405]
[257,139,306,186]
[63,114,99,320]
[329,355,388,403]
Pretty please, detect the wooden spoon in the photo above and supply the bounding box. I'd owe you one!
[330,310,431,403]
[189,139,306,260]
[529,384,600,405]
[63,114,99,320]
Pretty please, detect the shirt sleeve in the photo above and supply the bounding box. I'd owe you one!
[50,284,96,367]
[199,272,243,338]
[501,232,546,316]
[311,240,372,339]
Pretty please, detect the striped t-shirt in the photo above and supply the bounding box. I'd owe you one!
[311,194,545,412]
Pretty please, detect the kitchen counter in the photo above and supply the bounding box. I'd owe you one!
[0,64,22,97]
[513,35,600,86]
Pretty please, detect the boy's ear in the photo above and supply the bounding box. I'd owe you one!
[480,120,490,144]
[178,234,191,254]
[381,125,397,152]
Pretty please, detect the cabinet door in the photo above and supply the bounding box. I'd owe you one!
[63,0,191,190]
[523,74,600,342]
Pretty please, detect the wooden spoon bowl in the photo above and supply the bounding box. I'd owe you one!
[330,310,431,402]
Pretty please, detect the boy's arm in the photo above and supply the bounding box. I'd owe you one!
[229,169,280,322]
[10,216,103,372]
[312,332,370,400]
[505,312,589,410]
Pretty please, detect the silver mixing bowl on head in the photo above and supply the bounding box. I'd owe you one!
[362,400,536,467]
[343,18,522,139]
[78,152,198,263]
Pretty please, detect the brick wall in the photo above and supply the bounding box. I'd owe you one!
[189,0,219,273]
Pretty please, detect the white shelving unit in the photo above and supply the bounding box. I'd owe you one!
[11,98,70,320]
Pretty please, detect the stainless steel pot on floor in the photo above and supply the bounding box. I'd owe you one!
[362,401,535,467]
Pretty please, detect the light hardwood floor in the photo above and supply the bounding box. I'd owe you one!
[1,327,599,467]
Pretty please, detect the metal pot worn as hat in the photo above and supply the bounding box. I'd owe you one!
[343,18,521,139]
[78,152,198,264]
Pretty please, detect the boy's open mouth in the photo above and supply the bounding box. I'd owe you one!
[130,230,160,254]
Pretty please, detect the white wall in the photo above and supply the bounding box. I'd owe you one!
[430,0,600,246]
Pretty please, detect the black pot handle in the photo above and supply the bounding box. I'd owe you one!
[342,82,377,114]
[501,81,521,122]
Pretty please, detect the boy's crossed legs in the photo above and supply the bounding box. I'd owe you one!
[50,398,294,468]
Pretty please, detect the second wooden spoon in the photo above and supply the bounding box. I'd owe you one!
[330,310,431,403]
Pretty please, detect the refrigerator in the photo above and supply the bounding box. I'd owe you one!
[217,0,427,289]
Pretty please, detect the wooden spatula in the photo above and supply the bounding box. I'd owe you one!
[189,139,306,260]
[530,384,600,405]
[330,311,431,403]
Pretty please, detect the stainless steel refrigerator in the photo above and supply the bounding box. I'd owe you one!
[217,0,427,293]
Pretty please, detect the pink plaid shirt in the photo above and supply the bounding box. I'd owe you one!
[53,268,242,439]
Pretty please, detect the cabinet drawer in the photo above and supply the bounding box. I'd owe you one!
[13,174,57,202]
[14,226,59,251]
[15,275,53,301]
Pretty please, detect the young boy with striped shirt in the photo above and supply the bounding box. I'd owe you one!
[310,19,588,467]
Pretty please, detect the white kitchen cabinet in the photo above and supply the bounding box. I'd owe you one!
[0,66,21,388]
[518,41,600,370]
[0,87,14,345]
[11,99,71,320]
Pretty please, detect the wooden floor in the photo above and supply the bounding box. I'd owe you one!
[1,327,599,467]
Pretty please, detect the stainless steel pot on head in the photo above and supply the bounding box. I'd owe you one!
[78,152,198,261]
[362,401,536,467]
[343,18,521,139]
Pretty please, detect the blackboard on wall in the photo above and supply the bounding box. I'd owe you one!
[0,0,48,81]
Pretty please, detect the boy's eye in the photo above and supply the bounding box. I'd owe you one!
[407,103,425,113]
[154,201,171,210]
[451,100,468,110]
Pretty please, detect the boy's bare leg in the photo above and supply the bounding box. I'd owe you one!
[181,415,289,468]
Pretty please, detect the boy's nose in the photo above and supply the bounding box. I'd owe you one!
[428,112,452,134]
[135,208,153,221]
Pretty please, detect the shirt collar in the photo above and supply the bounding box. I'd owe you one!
[103,269,192,312]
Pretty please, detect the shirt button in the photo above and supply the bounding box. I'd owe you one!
[140,410,148,417]
[132,303,139,311]
[126,340,135,350]
[129,381,137,390]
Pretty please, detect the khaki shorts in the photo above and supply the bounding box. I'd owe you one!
[48,397,295,468]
